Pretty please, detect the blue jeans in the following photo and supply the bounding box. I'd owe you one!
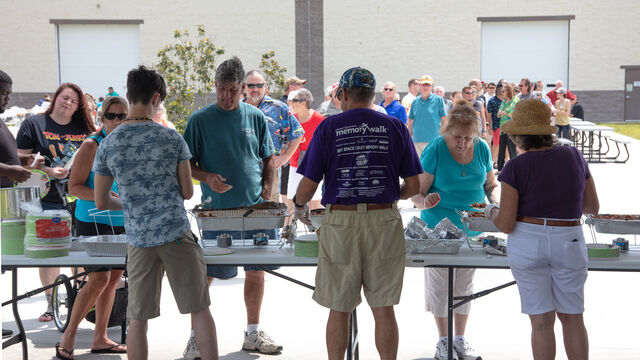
[557,125,570,139]
[203,229,280,279]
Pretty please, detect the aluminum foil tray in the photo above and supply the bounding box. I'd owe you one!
[193,203,288,231]
[80,235,127,257]
[586,215,640,235]
[405,238,464,254]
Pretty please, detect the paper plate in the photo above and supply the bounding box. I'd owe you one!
[15,169,50,198]
[202,247,234,256]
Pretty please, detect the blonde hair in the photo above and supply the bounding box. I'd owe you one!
[99,96,129,123]
[441,99,479,135]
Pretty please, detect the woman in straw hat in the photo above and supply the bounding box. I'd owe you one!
[411,99,499,360]
[486,99,599,360]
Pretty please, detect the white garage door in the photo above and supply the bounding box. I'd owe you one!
[481,20,569,89]
[57,24,140,99]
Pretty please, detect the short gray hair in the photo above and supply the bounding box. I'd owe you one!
[245,69,265,81]
[215,57,245,85]
[292,88,313,109]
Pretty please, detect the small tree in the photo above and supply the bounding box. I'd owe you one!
[156,25,224,133]
[260,51,287,99]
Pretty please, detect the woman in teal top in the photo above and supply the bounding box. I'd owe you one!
[411,100,499,360]
[57,97,128,358]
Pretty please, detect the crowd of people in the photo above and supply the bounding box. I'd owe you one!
[0,60,599,360]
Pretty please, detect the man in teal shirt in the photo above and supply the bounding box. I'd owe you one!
[182,56,283,358]
[407,75,447,157]
[106,86,118,97]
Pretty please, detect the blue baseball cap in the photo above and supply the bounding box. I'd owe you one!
[336,67,376,98]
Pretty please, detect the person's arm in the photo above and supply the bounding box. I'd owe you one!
[68,141,98,201]
[177,160,193,200]
[261,154,276,201]
[440,115,447,129]
[94,174,122,211]
[293,176,319,206]
[0,162,31,183]
[407,118,414,136]
[189,159,232,193]
[399,174,421,199]
[275,136,303,168]
[480,104,488,132]
[484,171,500,203]
[491,182,518,233]
[582,176,599,215]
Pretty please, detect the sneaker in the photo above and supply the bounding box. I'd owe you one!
[242,330,283,354]
[183,336,201,360]
[453,338,482,360]
[435,338,458,360]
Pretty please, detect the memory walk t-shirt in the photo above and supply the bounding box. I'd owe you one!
[298,107,423,205]
[92,122,192,248]
[183,102,275,209]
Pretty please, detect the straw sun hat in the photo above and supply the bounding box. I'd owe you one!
[500,99,558,135]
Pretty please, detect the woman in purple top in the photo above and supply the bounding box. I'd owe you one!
[487,99,600,360]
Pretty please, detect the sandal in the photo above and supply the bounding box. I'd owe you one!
[55,342,74,360]
[39,311,54,322]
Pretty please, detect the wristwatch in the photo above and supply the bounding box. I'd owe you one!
[292,195,305,209]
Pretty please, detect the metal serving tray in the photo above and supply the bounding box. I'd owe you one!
[461,211,499,233]
[193,203,289,231]
[586,215,640,235]
[80,235,127,257]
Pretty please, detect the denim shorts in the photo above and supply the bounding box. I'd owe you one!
[203,229,280,279]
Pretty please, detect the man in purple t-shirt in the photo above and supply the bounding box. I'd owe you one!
[292,67,422,360]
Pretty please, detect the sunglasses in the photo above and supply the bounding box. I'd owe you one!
[246,83,265,89]
[289,98,302,103]
[104,112,127,121]
[383,88,394,92]
[463,91,476,95]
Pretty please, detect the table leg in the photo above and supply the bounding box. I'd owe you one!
[447,267,454,360]
[1,269,29,359]
[347,309,359,360]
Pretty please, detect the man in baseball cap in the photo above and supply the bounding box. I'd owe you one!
[408,74,448,156]
[293,66,423,360]
[279,76,307,103]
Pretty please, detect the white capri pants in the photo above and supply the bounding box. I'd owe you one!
[507,221,588,315]
[424,268,475,317]
[287,166,322,201]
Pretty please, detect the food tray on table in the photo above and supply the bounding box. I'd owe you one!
[405,238,464,254]
[460,211,499,233]
[585,214,640,235]
[193,202,288,231]
[80,235,127,257]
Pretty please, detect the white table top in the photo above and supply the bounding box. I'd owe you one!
[4,245,640,272]
[570,120,595,126]
[570,124,614,132]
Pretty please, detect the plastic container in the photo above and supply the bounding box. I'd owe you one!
[24,209,72,258]
[1,220,26,254]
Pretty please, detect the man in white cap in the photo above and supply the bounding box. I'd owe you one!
[407,75,448,156]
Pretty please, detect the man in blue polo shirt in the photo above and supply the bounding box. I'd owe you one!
[408,75,448,156]
[378,81,407,124]
[243,70,304,202]
[293,67,422,360]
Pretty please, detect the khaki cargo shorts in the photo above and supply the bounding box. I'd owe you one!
[312,203,406,312]
[126,231,210,320]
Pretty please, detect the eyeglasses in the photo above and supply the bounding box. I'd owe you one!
[246,83,265,89]
[289,99,302,103]
[463,91,476,95]
[104,112,127,121]
[488,86,496,90]
[383,88,394,92]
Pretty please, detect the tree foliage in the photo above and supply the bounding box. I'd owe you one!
[260,51,287,99]
[156,25,224,133]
